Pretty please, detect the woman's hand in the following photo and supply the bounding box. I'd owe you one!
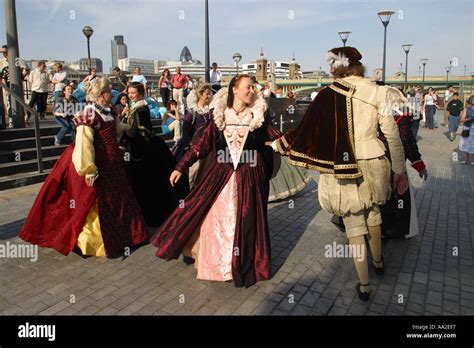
[419,168,428,180]
[85,173,98,187]
[170,170,182,187]
[264,141,273,147]
[393,172,409,195]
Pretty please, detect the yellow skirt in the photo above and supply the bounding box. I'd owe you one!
[76,201,106,257]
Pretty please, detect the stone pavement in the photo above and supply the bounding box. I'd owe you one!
[0,110,473,316]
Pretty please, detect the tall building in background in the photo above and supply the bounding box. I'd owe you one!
[69,58,103,72]
[118,58,155,75]
[111,35,128,71]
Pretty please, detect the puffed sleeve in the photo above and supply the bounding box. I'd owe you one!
[72,109,99,176]
[377,87,407,174]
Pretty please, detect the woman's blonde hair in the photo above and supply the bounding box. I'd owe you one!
[196,83,212,98]
[85,77,111,102]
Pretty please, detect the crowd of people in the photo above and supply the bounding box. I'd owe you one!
[4,43,473,296]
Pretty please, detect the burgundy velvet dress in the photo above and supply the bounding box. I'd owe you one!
[19,105,149,258]
[150,112,280,288]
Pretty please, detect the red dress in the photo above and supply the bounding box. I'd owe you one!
[150,113,280,288]
[19,104,149,258]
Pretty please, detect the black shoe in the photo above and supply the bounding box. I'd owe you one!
[182,255,195,265]
[372,255,384,276]
[356,282,370,301]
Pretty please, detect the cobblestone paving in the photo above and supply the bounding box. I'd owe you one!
[0,110,473,315]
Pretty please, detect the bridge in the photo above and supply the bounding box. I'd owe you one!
[273,76,474,96]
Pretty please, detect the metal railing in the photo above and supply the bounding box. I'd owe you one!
[0,82,44,173]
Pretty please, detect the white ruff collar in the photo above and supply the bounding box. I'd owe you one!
[85,104,114,122]
[209,88,267,132]
[186,89,212,114]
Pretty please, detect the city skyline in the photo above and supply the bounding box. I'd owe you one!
[0,0,472,77]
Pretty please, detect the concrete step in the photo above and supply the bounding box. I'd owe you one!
[0,155,59,177]
[0,134,73,151]
[0,144,68,164]
[0,170,51,191]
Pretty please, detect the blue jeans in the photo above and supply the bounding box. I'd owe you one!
[448,115,460,133]
[55,117,75,144]
[53,91,62,106]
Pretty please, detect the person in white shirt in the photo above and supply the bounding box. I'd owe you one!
[131,67,147,94]
[26,61,49,123]
[82,68,98,83]
[210,62,222,92]
[51,63,68,106]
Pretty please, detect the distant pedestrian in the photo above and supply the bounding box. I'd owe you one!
[131,67,147,94]
[447,92,463,141]
[210,62,222,92]
[112,66,128,93]
[162,100,182,142]
[51,63,68,106]
[459,98,474,165]
[171,67,188,114]
[408,86,423,139]
[158,68,171,106]
[82,68,98,83]
[114,93,130,121]
[422,87,439,130]
[443,85,455,127]
[54,85,78,145]
[26,61,49,124]
[0,44,12,128]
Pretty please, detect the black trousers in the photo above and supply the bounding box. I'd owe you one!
[28,91,48,116]
[160,88,170,107]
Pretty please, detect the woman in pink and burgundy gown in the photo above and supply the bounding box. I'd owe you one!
[150,74,281,288]
[19,78,149,258]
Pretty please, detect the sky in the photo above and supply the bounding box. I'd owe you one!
[0,0,473,77]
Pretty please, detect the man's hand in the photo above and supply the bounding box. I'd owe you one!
[393,172,409,195]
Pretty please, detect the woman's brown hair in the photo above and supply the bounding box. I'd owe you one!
[227,74,253,107]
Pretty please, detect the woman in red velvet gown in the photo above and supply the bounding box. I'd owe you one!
[150,75,281,288]
[19,77,149,258]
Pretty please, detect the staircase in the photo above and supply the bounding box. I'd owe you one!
[0,119,173,191]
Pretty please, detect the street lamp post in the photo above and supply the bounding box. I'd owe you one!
[402,44,413,92]
[4,0,25,128]
[377,10,395,83]
[338,31,351,47]
[233,53,242,75]
[204,0,210,83]
[445,66,451,87]
[421,58,428,91]
[82,26,94,75]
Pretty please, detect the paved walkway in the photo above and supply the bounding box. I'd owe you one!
[0,110,473,315]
